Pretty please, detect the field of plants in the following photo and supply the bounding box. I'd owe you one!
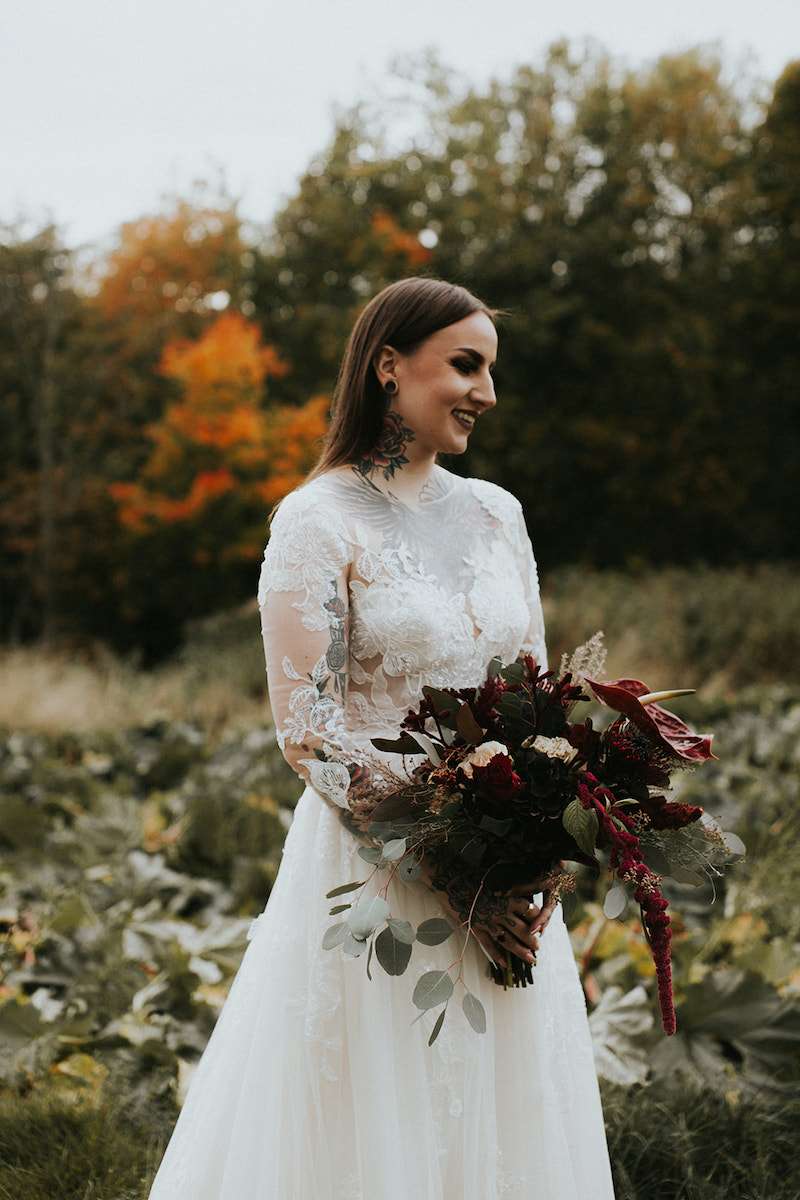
[1,564,798,1199]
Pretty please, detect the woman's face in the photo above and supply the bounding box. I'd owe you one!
[374,311,498,460]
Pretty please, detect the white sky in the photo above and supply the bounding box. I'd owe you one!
[1,0,797,250]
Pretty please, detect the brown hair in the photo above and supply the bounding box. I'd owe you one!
[267,275,505,527]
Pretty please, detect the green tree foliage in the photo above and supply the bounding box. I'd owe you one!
[251,42,799,569]
[1,41,798,653]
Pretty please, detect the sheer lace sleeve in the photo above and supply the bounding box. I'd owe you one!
[514,503,548,672]
[257,488,418,840]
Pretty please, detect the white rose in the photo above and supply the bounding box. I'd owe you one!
[456,740,509,778]
[530,734,578,765]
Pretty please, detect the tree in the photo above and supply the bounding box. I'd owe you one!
[108,311,326,656]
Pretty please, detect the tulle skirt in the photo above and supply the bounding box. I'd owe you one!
[147,784,616,1199]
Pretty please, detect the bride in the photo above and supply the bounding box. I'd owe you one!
[147,276,616,1198]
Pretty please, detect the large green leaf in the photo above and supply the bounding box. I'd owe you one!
[455,703,485,744]
[375,927,413,976]
[562,799,599,856]
[651,968,800,1096]
[415,917,454,946]
[370,733,428,754]
[412,970,454,1010]
[462,991,487,1034]
[587,984,653,1085]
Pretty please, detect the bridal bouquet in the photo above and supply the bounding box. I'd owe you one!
[318,632,744,1042]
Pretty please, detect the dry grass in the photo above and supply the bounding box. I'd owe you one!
[0,638,267,735]
[2,563,797,735]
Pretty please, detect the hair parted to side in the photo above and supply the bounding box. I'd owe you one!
[266,275,507,529]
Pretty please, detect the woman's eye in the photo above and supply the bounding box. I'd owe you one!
[453,358,495,378]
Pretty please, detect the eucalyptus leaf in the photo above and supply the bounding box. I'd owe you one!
[428,1006,447,1045]
[603,884,628,920]
[358,846,384,864]
[722,831,747,857]
[415,917,454,946]
[322,922,348,950]
[398,856,423,883]
[412,969,454,1010]
[375,926,413,976]
[347,895,391,940]
[326,880,364,899]
[462,991,487,1034]
[386,918,415,944]
[381,838,407,862]
[328,903,352,915]
[342,930,368,957]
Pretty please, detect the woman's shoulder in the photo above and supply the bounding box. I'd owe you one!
[270,472,343,516]
[464,475,523,522]
[265,474,355,549]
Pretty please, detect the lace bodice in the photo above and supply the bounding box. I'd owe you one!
[257,464,548,804]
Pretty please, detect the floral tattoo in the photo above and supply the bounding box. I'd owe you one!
[354,407,416,483]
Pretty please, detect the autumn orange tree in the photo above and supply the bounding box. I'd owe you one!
[108,310,328,647]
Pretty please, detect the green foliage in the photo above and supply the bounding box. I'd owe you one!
[0,719,293,1107]
[579,684,800,1102]
[602,1082,800,1199]
[2,46,800,655]
[0,1085,168,1200]
[544,561,800,691]
[0,679,797,1194]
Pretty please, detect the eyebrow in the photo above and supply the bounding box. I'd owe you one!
[452,346,497,368]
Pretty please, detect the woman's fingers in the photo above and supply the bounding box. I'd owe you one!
[491,915,540,960]
[474,926,509,968]
[529,890,559,934]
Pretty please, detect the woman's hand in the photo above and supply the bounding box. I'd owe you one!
[498,860,567,941]
[417,858,565,969]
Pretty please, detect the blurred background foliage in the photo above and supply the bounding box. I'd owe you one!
[1,40,798,661]
[1,36,799,1200]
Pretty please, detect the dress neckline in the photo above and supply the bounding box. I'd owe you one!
[319,463,458,515]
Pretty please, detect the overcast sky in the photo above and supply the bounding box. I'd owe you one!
[1,0,797,250]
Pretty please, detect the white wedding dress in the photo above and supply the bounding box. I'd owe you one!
[148,464,616,1199]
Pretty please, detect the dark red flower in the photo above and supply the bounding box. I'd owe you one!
[470,753,524,802]
[582,676,717,765]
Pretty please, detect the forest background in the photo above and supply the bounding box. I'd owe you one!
[1,41,797,661]
[1,38,799,1200]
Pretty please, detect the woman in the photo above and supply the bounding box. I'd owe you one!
[148,276,616,1198]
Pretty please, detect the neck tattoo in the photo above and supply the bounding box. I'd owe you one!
[351,409,428,505]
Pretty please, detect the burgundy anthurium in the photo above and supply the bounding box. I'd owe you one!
[581,676,717,765]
